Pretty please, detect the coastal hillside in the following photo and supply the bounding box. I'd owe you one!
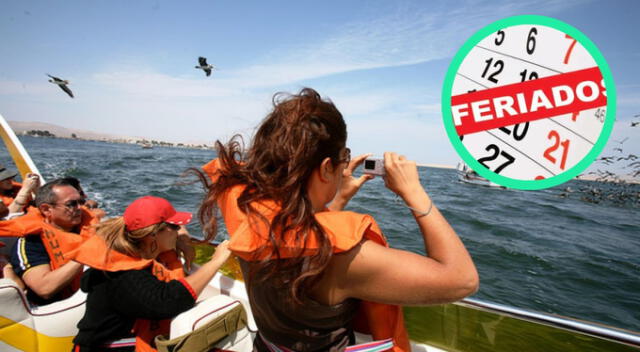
[8,121,139,142]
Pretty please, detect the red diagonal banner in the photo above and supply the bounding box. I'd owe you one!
[452,66,606,136]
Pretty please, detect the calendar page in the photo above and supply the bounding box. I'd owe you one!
[442,15,616,190]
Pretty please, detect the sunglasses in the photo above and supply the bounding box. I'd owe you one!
[165,223,181,231]
[52,198,86,210]
[340,147,351,164]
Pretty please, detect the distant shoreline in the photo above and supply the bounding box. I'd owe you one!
[18,134,214,151]
[9,121,638,184]
[418,163,455,169]
[10,120,213,151]
[18,136,640,183]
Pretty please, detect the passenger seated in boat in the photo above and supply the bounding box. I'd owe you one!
[197,88,479,351]
[2,178,99,305]
[71,196,232,352]
[0,164,23,209]
[0,164,29,275]
[0,165,41,216]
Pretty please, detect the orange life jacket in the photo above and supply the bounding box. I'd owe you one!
[0,206,98,296]
[82,205,106,220]
[203,159,410,352]
[0,181,23,206]
[72,234,186,352]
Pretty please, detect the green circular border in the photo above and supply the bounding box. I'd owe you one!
[442,15,616,190]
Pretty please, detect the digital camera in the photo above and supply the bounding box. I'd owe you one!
[362,158,385,176]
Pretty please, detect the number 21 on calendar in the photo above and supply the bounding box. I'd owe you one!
[442,15,616,190]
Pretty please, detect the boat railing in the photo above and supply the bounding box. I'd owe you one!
[459,298,640,347]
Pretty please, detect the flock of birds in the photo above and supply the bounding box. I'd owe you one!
[568,124,640,206]
[563,180,640,206]
[47,56,215,99]
[593,135,640,178]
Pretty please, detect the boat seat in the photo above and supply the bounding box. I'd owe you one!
[0,278,32,330]
[0,278,86,351]
[157,294,254,352]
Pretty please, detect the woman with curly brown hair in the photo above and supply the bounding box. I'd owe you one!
[198,88,478,352]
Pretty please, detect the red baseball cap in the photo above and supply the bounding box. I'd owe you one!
[123,196,192,231]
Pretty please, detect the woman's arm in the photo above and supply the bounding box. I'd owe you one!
[183,240,231,295]
[318,153,478,306]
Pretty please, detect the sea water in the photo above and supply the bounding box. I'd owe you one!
[1,136,638,332]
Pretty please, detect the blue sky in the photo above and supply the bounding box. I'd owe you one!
[0,0,638,174]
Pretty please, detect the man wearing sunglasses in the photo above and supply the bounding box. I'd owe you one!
[5,178,99,305]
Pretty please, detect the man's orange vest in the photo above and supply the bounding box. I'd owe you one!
[82,205,106,220]
[0,206,98,296]
[203,159,410,352]
[72,234,186,352]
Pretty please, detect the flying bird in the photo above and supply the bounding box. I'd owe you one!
[195,57,215,77]
[631,121,639,127]
[47,74,74,98]
[597,156,615,165]
[613,137,629,145]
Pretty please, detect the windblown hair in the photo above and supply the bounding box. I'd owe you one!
[35,178,80,208]
[96,217,166,257]
[196,88,347,303]
[59,176,86,198]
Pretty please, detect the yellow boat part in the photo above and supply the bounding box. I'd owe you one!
[0,316,74,352]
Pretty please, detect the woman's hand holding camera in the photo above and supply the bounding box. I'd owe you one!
[382,152,423,199]
[382,152,432,217]
[329,153,374,211]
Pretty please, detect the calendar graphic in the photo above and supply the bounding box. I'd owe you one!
[442,15,616,190]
